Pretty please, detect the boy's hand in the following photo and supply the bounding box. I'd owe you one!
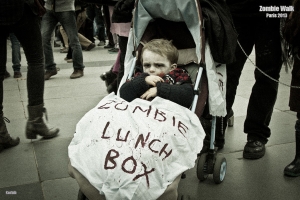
[145,75,164,86]
[141,87,157,100]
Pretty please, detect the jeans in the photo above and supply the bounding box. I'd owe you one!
[0,5,44,111]
[9,33,21,72]
[41,9,84,70]
[103,5,114,46]
[86,5,106,41]
[226,17,282,144]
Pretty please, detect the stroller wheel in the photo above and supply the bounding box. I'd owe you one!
[78,189,88,200]
[197,153,209,181]
[213,155,227,184]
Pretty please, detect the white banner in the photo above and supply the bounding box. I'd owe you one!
[68,93,205,200]
[205,43,227,117]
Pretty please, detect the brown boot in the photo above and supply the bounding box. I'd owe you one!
[44,69,57,80]
[26,104,59,139]
[70,69,84,79]
[13,71,22,78]
[0,113,20,152]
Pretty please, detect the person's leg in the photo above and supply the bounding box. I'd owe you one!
[55,24,64,47]
[245,19,282,143]
[58,11,85,76]
[68,162,106,200]
[59,25,69,51]
[116,36,128,88]
[85,5,96,43]
[112,33,119,49]
[207,17,254,151]
[103,5,114,48]
[14,5,59,139]
[41,10,58,71]
[157,175,181,200]
[76,10,87,31]
[14,12,44,107]
[0,27,20,152]
[226,18,255,118]
[64,46,73,63]
[9,33,21,73]
[284,56,300,175]
[95,6,106,43]
[0,31,8,109]
[284,115,300,177]
[78,33,94,50]
[243,18,282,159]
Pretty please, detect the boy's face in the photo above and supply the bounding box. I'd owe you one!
[142,50,176,76]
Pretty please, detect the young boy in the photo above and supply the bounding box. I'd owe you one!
[120,39,194,108]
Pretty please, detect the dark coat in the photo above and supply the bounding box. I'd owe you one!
[120,69,194,109]
[283,1,300,113]
[200,0,237,64]
[0,0,24,25]
[289,55,300,113]
[112,0,134,23]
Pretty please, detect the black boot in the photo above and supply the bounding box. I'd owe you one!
[26,104,59,139]
[106,78,118,94]
[100,69,117,87]
[0,113,20,152]
[198,116,225,155]
[284,131,300,177]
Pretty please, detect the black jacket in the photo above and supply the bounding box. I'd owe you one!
[120,71,194,109]
[112,0,135,23]
[0,0,24,25]
[200,0,237,64]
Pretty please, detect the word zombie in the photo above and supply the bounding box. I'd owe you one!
[98,100,189,137]
[96,99,190,187]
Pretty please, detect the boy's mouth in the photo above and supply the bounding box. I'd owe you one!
[157,73,166,77]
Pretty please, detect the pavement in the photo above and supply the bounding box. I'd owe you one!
[0,40,299,200]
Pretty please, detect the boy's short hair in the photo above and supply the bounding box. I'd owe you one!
[141,39,179,64]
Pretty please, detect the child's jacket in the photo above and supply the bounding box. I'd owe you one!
[120,68,194,108]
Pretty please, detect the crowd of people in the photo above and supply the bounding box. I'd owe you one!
[0,0,130,150]
[0,0,299,198]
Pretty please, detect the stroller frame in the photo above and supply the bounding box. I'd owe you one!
[74,0,228,199]
[122,0,227,186]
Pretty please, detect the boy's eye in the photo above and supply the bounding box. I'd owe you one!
[143,64,150,68]
[156,64,164,68]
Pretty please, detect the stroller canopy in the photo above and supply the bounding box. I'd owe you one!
[133,0,202,63]
[123,0,227,117]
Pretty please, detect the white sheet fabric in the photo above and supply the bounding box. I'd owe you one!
[68,93,205,200]
[205,43,227,117]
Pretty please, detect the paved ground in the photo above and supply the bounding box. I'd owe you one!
[0,40,299,200]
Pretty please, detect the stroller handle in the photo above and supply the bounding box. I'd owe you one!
[191,66,204,113]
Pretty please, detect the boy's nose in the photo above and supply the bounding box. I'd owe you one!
[149,66,156,72]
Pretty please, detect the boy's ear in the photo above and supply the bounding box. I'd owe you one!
[171,63,177,70]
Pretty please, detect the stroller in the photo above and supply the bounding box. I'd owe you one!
[68,0,228,199]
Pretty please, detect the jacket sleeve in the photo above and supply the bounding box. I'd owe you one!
[120,73,149,102]
[156,82,194,108]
